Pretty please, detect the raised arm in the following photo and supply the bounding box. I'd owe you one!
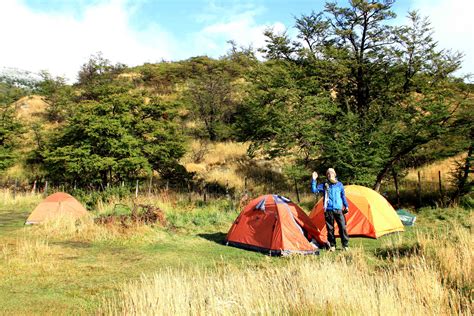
[311,172,325,193]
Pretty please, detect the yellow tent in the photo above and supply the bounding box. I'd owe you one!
[309,185,404,238]
[26,192,88,225]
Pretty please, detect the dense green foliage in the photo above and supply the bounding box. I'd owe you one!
[0,75,29,171]
[40,55,185,186]
[237,2,472,189]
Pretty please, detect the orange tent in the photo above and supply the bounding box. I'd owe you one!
[226,195,327,255]
[309,185,404,239]
[25,192,88,225]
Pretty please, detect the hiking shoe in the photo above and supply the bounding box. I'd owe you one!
[328,246,336,252]
[343,246,349,251]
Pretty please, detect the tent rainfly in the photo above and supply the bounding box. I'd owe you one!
[310,185,404,239]
[25,192,88,225]
[226,194,328,256]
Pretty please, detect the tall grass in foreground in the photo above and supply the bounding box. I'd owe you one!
[103,222,472,315]
[102,256,467,315]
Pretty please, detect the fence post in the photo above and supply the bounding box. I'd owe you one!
[294,178,300,203]
[148,175,153,196]
[135,180,139,198]
[31,180,37,194]
[226,180,230,200]
[44,181,48,196]
[13,178,17,200]
[438,170,443,197]
[73,180,77,190]
[186,179,192,202]
[392,169,400,207]
[417,171,422,207]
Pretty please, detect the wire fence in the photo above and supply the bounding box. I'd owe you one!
[0,170,457,209]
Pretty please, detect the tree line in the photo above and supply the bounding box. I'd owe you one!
[0,0,472,196]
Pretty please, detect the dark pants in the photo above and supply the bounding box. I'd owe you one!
[325,210,349,247]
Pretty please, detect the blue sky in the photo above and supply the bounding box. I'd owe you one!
[1,0,472,81]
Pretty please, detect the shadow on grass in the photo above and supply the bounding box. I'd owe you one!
[374,242,422,259]
[52,241,93,249]
[198,232,227,245]
[0,211,29,226]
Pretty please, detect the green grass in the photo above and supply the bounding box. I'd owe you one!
[0,230,265,314]
[0,198,265,314]
[0,196,471,314]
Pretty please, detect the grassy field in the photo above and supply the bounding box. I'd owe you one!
[0,191,472,315]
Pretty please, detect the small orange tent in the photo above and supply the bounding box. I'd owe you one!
[25,192,88,225]
[309,185,404,239]
[226,195,328,255]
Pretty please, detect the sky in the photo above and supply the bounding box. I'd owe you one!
[1,0,473,82]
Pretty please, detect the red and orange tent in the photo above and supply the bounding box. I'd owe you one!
[226,195,327,255]
[309,185,404,239]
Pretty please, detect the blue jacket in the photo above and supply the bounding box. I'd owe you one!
[311,179,348,211]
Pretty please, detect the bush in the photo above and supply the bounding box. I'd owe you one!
[71,186,132,210]
[459,193,474,209]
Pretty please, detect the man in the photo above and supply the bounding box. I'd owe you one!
[311,168,349,251]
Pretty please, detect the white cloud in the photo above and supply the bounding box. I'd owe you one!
[410,0,474,77]
[190,12,286,58]
[187,3,287,59]
[0,0,175,82]
[0,0,288,81]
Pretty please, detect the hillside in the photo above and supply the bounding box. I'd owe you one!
[6,93,467,199]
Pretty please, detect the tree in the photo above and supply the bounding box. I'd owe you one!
[185,66,236,141]
[237,1,469,190]
[324,0,396,114]
[367,10,465,190]
[43,57,185,186]
[36,71,74,123]
[0,74,28,171]
[77,53,125,86]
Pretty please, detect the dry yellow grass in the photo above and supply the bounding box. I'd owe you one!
[181,140,248,166]
[34,210,170,245]
[417,224,473,293]
[181,141,249,190]
[13,95,48,122]
[0,237,73,278]
[204,142,249,165]
[103,218,473,315]
[0,238,53,265]
[0,189,42,207]
[183,162,207,174]
[117,72,142,80]
[29,214,116,242]
[405,153,468,183]
[102,254,466,315]
[205,165,245,190]
[180,140,302,193]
